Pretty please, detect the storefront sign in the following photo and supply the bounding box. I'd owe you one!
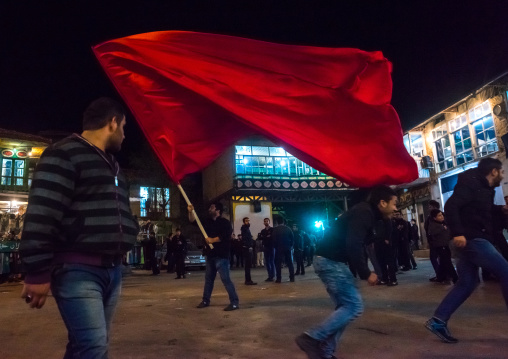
[0,241,20,252]
[398,185,430,209]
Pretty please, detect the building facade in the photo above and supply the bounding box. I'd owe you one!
[400,72,508,246]
[201,135,354,237]
[0,128,51,236]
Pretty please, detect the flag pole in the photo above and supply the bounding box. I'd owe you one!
[177,184,214,250]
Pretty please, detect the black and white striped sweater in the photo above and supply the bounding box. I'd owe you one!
[20,134,139,283]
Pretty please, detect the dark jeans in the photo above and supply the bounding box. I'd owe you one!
[434,245,457,282]
[243,247,253,282]
[429,246,440,275]
[275,248,294,281]
[203,257,239,306]
[434,238,508,322]
[295,250,305,274]
[166,252,175,272]
[51,263,123,359]
[307,247,315,266]
[264,247,275,279]
[375,242,397,283]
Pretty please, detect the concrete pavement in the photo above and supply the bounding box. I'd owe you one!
[1,258,508,359]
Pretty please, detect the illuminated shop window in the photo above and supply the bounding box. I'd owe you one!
[1,159,25,186]
[140,187,170,217]
[235,146,325,177]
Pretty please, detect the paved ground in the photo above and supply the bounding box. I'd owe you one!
[1,256,508,359]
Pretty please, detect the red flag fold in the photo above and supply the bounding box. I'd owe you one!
[93,31,418,186]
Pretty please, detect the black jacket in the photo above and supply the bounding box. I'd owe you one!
[260,227,273,248]
[427,220,451,247]
[241,224,254,248]
[444,168,505,242]
[315,202,390,280]
[272,225,294,250]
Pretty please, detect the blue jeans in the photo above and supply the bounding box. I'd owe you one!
[434,238,508,322]
[51,263,123,359]
[306,256,364,358]
[264,247,275,279]
[203,257,239,306]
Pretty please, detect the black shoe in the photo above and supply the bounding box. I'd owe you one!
[402,267,411,271]
[245,281,258,285]
[429,276,439,282]
[387,281,398,286]
[295,272,300,275]
[224,304,239,311]
[265,278,274,282]
[425,317,458,343]
[196,301,209,308]
[275,279,281,283]
[289,278,295,282]
[295,333,321,359]
[175,276,181,279]
[301,272,305,275]
[377,280,387,285]
[413,266,418,270]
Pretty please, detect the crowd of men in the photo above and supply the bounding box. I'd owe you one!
[16,98,508,359]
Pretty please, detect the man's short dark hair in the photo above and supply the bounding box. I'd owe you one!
[273,214,284,225]
[367,185,397,207]
[478,157,503,176]
[83,97,125,131]
[428,200,440,209]
[411,219,416,223]
[211,202,224,215]
[264,218,270,222]
[430,209,443,219]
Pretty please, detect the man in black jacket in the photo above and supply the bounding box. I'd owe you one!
[241,217,257,285]
[272,215,295,283]
[426,158,508,343]
[260,218,275,281]
[189,202,239,311]
[293,224,305,276]
[296,185,396,359]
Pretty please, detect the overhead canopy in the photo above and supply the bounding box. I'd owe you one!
[93,31,418,187]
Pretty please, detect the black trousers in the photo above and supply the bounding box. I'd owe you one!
[295,250,305,274]
[375,242,397,283]
[434,246,458,282]
[275,248,294,280]
[243,247,253,282]
[175,253,186,277]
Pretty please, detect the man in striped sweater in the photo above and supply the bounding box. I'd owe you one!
[19,97,139,358]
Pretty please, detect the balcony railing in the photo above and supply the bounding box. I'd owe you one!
[0,183,30,193]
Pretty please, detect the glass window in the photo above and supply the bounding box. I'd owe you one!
[252,146,269,156]
[432,123,447,141]
[140,187,170,218]
[403,134,410,153]
[473,114,498,158]
[409,133,424,157]
[235,146,325,178]
[1,158,25,187]
[269,147,286,156]
[434,135,453,171]
[235,146,252,155]
[453,127,471,155]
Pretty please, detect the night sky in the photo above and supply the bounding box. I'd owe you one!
[2,1,507,154]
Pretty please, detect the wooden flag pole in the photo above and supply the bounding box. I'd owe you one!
[177,184,214,250]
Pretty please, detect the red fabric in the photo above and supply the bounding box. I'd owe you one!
[93,31,417,186]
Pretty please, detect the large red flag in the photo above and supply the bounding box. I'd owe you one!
[93,31,418,187]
